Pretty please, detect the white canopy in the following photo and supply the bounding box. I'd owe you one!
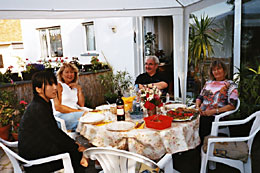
[0,0,226,103]
[0,0,224,19]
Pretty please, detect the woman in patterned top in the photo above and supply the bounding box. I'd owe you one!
[195,60,238,142]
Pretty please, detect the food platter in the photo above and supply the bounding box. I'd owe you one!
[106,121,136,132]
[165,103,186,110]
[79,112,105,124]
[167,107,198,122]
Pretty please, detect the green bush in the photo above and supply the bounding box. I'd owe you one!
[231,64,260,119]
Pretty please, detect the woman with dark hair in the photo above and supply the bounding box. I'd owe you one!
[53,62,88,131]
[18,71,88,173]
[195,60,238,142]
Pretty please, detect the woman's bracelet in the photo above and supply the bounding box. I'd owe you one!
[216,108,219,114]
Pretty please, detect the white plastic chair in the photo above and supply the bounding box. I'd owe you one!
[213,98,240,136]
[84,147,178,173]
[200,110,260,173]
[0,137,74,173]
[54,116,78,139]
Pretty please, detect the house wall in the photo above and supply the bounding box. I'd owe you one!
[20,18,136,80]
[0,20,24,73]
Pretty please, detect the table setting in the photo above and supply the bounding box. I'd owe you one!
[76,86,201,160]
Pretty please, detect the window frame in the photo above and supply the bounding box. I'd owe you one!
[82,21,96,51]
[37,26,63,58]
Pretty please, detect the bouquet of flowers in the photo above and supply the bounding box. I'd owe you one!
[139,85,163,110]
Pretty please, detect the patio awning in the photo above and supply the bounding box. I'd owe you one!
[0,0,223,19]
[0,0,226,103]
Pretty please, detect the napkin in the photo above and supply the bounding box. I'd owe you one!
[135,121,145,129]
[95,121,112,126]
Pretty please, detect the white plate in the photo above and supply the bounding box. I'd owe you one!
[106,121,136,132]
[80,113,105,124]
[165,103,187,110]
[96,104,111,110]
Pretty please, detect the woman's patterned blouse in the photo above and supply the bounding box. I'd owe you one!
[196,80,238,112]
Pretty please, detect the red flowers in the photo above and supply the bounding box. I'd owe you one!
[140,86,163,110]
[20,100,28,105]
[144,101,156,110]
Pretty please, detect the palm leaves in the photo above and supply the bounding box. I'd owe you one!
[189,14,221,67]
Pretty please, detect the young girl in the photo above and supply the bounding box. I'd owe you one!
[18,71,88,173]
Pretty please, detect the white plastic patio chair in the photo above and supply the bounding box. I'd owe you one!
[212,98,240,136]
[84,147,178,173]
[0,137,74,173]
[200,110,260,173]
[54,116,79,140]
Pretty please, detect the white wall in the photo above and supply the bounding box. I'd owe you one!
[20,18,136,79]
[0,43,24,73]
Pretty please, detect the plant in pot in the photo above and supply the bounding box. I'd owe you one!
[11,100,28,141]
[188,14,221,93]
[98,70,133,104]
[22,62,45,80]
[144,32,156,56]
[0,90,18,140]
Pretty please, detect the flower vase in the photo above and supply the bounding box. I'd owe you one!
[147,107,157,117]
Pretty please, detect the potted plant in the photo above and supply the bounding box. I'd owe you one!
[22,59,45,80]
[98,70,133,103]
[188,14,221,92]
[0,90,18,140]
[11,100,28,141]
[144,32,156,56]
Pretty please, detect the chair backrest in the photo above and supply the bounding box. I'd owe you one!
[84,147,158,173]
[247,111,260,153]
[0,138,74,173]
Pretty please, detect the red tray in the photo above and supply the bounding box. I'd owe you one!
[144,115,173,130]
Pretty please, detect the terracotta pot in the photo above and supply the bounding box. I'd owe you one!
[11,132,18,141]
[0,124,11,140]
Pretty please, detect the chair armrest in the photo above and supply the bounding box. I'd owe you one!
[211,114,255,136]
[157,154,172,169]
[0,139,18,147]
[214,99,240,122]
[54,116,68,132]
[214,110,236,122]
[23,153,74,172]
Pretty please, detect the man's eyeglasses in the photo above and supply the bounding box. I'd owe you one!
[145,63,155,66]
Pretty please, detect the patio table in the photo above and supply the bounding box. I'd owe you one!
[76,114,200,160]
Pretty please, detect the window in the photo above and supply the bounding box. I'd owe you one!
[38,26,63,58]
[83,22,96,51]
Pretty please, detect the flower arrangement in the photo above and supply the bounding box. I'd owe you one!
[139,85,163,110]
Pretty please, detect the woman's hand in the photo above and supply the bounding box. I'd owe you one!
[200,109,216,116]
[68,82,80,89]
[80,156,89,167]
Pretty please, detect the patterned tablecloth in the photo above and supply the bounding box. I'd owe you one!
[76,116,200,160]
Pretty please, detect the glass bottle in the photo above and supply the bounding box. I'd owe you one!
[116,91,125,121]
